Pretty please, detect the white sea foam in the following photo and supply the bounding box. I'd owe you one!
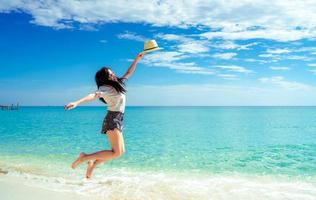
[2,166,316,200]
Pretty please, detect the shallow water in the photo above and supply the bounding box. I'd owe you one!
[1,106,316,199]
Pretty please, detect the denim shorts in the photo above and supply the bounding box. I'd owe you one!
[101,111,124,134]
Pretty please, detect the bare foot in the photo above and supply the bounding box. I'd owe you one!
[86,160,96,179]
[71,152,86,169]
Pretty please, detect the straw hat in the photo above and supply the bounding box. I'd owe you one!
[142,40,163,53]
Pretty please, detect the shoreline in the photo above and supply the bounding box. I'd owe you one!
[1,168,315,200]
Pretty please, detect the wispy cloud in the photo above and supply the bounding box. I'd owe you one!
[307,63,316,75]
[266,48,291,54]
[214,65,253,74]
[259,76,310,90]
[150,61,214,75]
[157,34,258,52]
[155,33,189,43]
[211,41,258,50]
[259,54,277,58]
[78,24,98,31]
[212,53,237,60]
[269,66,290,71]
[309,69,316,75]
[259,52,313,62]
[294,47,316,53]
[143,51,188,63]
[156,33,210,54]
[244,58,269,63]
[117,31,148,42]
[285,55,312,61]
[308,63,316,67]
[177,42,210,54]
[217,74,238,80]
[200,29,316,42]
[142,51,213,75]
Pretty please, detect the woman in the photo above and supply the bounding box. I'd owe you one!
[64,52,144,178]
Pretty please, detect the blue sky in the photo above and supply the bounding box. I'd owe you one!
[0,0,316,106]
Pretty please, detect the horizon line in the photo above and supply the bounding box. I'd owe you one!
[10,105,316,107]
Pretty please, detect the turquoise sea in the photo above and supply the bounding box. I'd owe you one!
[0,106,316,199]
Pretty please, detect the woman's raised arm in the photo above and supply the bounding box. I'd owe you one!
[121,52,144,80]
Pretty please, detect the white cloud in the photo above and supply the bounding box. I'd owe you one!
[143,51,188,63]
[78,24,98,31]
[259,76,310,90]
[258,52,312,62]
[258,54,277,58]
[307,63,316,67]
[156,33,210,54]
[214,65,253,74]
[211,41,258,50]
[117,31,148,42]
[142,51,247,75]
[244,58,268,63]
[142,51,213,75]
[200,29,316,42]
[155,33,189,43]
[2,0,316,41]
[151,62,214,75]
[212,52,237,60]
[294,47,316,53]
[213,28,307,42]
[217,74,238,79]
[285,55,312,61]
[269,66,290,71]
[309,69,316,75]
[177,42,210,54]
[156,34,258,54]
[266,48,291,54]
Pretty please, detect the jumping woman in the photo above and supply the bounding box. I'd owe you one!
[64,52,144,179]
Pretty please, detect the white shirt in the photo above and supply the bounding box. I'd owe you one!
[95,85,126,113]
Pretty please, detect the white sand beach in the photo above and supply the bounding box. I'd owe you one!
[0,175,87,200]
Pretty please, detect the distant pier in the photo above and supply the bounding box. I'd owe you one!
[0,103,19,110]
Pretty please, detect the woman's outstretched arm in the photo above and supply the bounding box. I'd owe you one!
[64,93,99,110]
[121,52,144,80]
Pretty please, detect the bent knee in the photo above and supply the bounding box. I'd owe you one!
[112,149,125,158]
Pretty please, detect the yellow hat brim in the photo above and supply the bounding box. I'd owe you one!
[142,47,163,53]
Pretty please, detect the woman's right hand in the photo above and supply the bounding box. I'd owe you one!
[64,102,78,110]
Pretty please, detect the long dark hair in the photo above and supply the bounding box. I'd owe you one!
[95,67,126,104]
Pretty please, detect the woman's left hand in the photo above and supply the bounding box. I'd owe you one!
[136,52,144,60]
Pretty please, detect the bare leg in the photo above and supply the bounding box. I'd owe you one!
[72,128,125,170]
[86,159,106,178]
[86,160,95,178]
[71,150,117,169]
